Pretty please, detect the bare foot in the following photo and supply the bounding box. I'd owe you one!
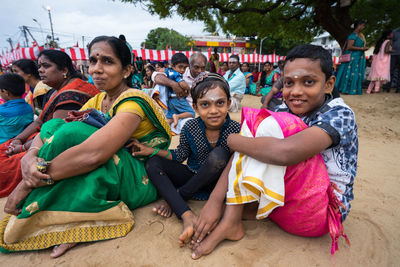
[4,181,32,216]
[179,210,197,247]
[50,243,77,258]
[152,199,172,218]
[172,114,179,128]
[191,217,245,260]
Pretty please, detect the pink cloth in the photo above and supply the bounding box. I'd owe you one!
[242,107,349,254]
[368,39,391,82]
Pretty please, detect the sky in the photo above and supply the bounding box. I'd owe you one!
[0,0,206,51]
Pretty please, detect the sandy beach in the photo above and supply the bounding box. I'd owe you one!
[0,92,399,266]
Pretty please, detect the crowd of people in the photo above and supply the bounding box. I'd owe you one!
[0,21,397,260]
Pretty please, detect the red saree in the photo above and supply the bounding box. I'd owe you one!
[0,79,99,197]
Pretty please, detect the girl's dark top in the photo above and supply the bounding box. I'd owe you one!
[171,115,241,172]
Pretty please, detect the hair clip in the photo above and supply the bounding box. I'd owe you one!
[191,72,229,89]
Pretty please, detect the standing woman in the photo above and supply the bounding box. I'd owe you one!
[335,20,369,95]
[0,50,99,197]
[0,36,171,258]
[12,59,51,113]
[367,30,393,94]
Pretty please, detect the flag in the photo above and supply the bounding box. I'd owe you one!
[32,41,38,47]
[142,42,145,49]
[73,42,79,47]
[16,43,20,50]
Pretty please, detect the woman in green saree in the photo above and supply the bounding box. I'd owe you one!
[0,36,171,257]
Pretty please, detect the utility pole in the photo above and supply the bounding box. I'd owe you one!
[46,6,55,42]
[6,38,13,51]
[21,26,29,47]
[23,26,38,45]
[258,37,267,72]
[33,19,45,44]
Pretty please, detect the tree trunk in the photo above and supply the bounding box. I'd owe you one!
[313,1,353,49]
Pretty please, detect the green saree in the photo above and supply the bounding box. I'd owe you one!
[0,89,171,253]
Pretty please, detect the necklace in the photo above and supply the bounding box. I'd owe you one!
[206,131,219,144]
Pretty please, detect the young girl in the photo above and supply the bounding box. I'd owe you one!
[190,44,358,259]
[367,30,393,94]
[129,73,240,246]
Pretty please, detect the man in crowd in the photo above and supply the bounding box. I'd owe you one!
[152,52,207,104]
[383,27,400,93]
[223,55,246,112]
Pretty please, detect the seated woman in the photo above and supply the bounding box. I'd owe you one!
[11,59,51,114]
[217,62,228,76]
[0,36,171,257]
[143,64,155,89]
[0,50,99,197]
[255,62,279,96]
[240,62,254,94]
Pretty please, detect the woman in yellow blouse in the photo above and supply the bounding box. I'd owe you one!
[0,36,171,257]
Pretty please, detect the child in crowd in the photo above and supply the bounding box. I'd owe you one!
[154,62,165,73]
[129,73,240,247]
[0,73,34,144]
[157,53,195,131]
[190,44,358,259]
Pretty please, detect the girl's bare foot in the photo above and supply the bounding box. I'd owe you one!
[50,243,77,258]
[179,210,197,247]
[172,114,179,128]
[191,212,245,259]
[152,199,172,218]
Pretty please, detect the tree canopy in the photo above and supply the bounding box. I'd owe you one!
[121,0,399,49]
[142,27,193,51]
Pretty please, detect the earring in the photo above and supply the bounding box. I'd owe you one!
[63,73,67,79]
[124,75,128,79]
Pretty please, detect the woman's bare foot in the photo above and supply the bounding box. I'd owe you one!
[4,181,32,216]
[179,210,197,247]
[191,206,245,260]
[172,114,179,128]
[50,243,77,258]
[152,199,172,218]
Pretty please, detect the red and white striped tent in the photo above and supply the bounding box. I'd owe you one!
[0,46,341,68]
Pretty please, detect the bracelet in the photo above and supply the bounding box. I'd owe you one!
[41,176,54,185]
[37,160,51,173]
[149,147,160,158]
[164,150,171,159]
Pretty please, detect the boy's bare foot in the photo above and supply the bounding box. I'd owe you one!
[50,243,77,258]
[191,216,245,260]
[172,114,179,128]
[152,199,172,218]
[179,210,197,247]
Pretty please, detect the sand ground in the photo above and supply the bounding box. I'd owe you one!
[0,92,399,266]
